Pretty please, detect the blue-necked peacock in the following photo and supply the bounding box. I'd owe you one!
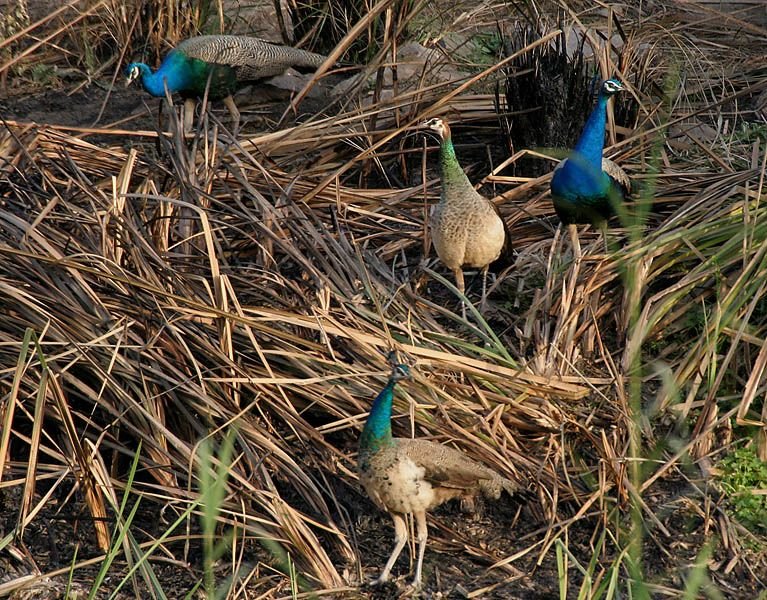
[358,364,524,589]
[550,78,631,225]
[424,117,513,314]
[125,35,328,133]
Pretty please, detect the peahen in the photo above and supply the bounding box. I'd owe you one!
[358,364,525,589]
[424,117,513,315]
[549,78,631,225]
[125,35,328,134]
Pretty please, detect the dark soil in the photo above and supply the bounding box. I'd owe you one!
[0,458,761,598]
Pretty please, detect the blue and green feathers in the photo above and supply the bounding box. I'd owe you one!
[550,78,630,225]
[126,48,236,100]
[125,35,327,101]
[359,364,411,454]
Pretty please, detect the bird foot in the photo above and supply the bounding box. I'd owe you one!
[363,574,394,588]
[363,574,423,594]
[407,579,423,592]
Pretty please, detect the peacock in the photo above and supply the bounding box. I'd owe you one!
[423,117,513,315]
[358,364,526,589]
[125,35,328,134]
[550,78,631,225]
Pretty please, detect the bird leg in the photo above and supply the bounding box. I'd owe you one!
[223,95,241,137]
[453,268,467,319]
[411,510,429,588]
[479,266,490,312]
[183,98,196,135]
[568,223,581,264]
[374,512,408,585]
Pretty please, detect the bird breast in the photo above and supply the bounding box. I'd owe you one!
[430,199,505,270]
[359,450,437,515]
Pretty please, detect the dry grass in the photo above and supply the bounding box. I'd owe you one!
[1,0,767,596]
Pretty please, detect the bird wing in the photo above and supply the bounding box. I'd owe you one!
[489,198,514,269]
[602,158,631,195]
[397,438,495,490]
[177,35,325,79]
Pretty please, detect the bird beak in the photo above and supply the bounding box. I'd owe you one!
[125,68,138,88]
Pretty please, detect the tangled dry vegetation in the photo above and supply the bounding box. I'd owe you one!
[1,0,766,597]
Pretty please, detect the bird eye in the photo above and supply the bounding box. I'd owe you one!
[394,364,410,378]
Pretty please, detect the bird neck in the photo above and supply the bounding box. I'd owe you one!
[128,62,163,96]
[573,92,610,174]
[360,379,397,452]
[138,52,194,97]
[439,133,472,191]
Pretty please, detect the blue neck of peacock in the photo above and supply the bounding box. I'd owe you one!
[137,52,189,97]
[360,379,396,452]
[140,68,170,97]
[573,92,610,176]
[141,71,173,97]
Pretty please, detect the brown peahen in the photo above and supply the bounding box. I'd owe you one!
[358,364,526,588]
[424,117,513,316]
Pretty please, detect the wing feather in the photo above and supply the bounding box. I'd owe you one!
[396,438,495,490]
[602,158,631,196]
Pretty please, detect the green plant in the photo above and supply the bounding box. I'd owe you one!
[27,63,58,86]
[461,31,504,68]
[198,431,237,599]
[718,445,767,533]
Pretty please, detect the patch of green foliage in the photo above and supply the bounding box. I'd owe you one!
[735,122,767,144]
[717,445,767,534]
[464,31,504,66]
[27,64,58,86]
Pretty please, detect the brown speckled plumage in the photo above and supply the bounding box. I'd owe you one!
[424,117,512,312]
[358,366,525,588]
[175,35,327,81]
[359,438,521,515]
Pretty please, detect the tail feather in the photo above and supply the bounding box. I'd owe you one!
[489,218,515,271]
[480,474,529,500]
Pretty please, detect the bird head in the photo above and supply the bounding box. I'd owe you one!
[422,117,450,141]
[124,63,146,87]
[389,364,412,383]
[601,78,624,97]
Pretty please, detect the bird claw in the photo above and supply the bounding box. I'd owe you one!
[363,574,423,597]
[407,579,422,591]
[401,580,424,598]
[363,575,393,588]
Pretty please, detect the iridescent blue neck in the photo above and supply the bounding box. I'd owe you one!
[360,379,396,452]
[141,68,172,97]
[573,92,609,173]
[129,52,191,97]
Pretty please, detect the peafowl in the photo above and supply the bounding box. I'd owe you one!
[424,117,513,315]
[125,35,328,134]
[550,78,631,225]
[358,364,525,589]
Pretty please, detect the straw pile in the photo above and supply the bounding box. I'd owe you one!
[1,0,766,596]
